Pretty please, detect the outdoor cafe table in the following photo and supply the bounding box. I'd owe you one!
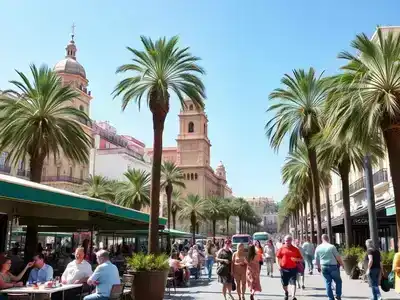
[1,283,82,300]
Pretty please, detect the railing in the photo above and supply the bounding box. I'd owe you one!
[373,168,388,186]
[0,165,11,174]
[334,191,343,202]
[349,177,366,195]
[41,176,84,184]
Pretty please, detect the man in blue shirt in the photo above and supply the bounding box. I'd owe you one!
[85,250,120,300]
[27,253,54,284]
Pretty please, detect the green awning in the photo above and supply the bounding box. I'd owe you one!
[0,174,166,226]
[12,231,72,238]
[98,228,206,239]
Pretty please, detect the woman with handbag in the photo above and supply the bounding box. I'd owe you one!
[294,239,305,289]
[246,245,262,300]
[393,248,400,294]
[216,240,234,300]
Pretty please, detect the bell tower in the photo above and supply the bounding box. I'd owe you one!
[176,99,211,167]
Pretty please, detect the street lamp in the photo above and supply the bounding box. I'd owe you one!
[364,154,379,248]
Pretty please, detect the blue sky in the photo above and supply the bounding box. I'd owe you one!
[0,0,399,201]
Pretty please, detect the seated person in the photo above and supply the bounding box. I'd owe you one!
[0,256,33,289]
[27,253,53,284]
[182,249,199,279]
[85,250,120,300]
[169,253,185,284]
[61,247,93,284]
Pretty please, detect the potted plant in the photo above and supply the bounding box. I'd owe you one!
[126,253,169,300]
[342,246,364,276]
[381,250,395,274]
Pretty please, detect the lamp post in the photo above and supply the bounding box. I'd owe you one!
[364,154,379,248]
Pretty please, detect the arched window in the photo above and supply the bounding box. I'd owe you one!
[186,173,190,180]
[191,173,194,180]
[189,104,194,110]
[188,122,194,133]
[79,105,84,112]
[195,173,198,180]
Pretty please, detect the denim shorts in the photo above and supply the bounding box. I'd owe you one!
[280,268,297,286]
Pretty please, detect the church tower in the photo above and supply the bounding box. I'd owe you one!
[176,99,211,167]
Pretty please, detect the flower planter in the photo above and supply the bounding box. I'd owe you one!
[131,270,168,300]
[343,256,358,276]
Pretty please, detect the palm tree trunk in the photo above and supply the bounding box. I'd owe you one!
[303,201,308,240]
[172,212,177,229]
[300,206,304,242]
[307,183,315,243]
[148,110,167,254]
[239,218,242,233]
[325,186,333,243]
[26,157,44,263]
[165,184,172,253]
[212,220,216,244]
[339,159,352,248]
[384,129,400,250]
[307,146,322,244]
[226,217,229,236]
[191,214,196,244]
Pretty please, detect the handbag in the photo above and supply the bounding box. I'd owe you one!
[381,276,391,292]
[297,262,305,273]
[216,263,226,276]
[388,271,395,288]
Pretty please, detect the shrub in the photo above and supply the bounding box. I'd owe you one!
[342,246,365,262]
[126,253,169,272]
[381,250,395,265]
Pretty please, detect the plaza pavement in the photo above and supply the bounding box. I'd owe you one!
[165,266,399,300]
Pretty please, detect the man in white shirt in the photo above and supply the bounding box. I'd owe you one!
[62,247,93,284]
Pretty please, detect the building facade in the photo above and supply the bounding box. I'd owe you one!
[91,121,151,181]
[245,197,278,233]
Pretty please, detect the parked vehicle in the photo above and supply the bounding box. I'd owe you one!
[253,232,270,245]
[232,234,252,252]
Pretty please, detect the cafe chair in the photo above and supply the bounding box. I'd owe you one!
[109,284,124,300]
[122,274,134,300]
[166,267,176,295]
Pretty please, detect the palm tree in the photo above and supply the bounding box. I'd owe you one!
[81,175,115,201]
[178,194,206,243]
[222,198,234,236]
[0,64,91,262]
[113,36,206,253]
[325,28,400,245]
[233,198,249,233]
[205,196,223,242]
[115,169,151,210]
[316,130,384,248]
[265,68,330,244]
[161,161,185,230]
[171,190,182,229]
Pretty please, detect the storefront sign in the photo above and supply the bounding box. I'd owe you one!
[352,218,368,225]
[386,206,396,216]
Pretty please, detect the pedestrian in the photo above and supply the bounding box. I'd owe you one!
[246,245,261,300]
[232,243,247,300]
[393,247,400,294]
[294,239,305,289]
[216,239,234,300]
[264,239,275,277]
[314,234,344,300]
[276,235,302,300]
[364,239,383,300]
[301,237,315,275]
[205,240,216,280]
[276,238,283,251]
[254,240,264,271]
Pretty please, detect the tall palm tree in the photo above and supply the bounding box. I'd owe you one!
[326,28,400,245]
[115,169,151,210]
[205,196,223,242]
[233,198,250,233]
[161,161,185,230]
[316,130,384,248]
[265,68,330,244]
[171,190,182,229]
[81,175,115,201]
[0,64,91,262]
[222,198,234,236]
[113,36,206,253]
[178,194,206,243]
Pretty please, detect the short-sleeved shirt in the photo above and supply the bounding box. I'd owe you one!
[302,242,315,256]
[314,242,339,266]
[28,264,53,284]
[62,259,93,284]
[89,261,120,297]
[366,248,381,269]
[276,245,301,269]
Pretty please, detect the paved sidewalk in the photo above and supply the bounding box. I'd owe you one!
[165,266,399,300]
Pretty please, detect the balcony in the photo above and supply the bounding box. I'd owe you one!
[373,168,388,188]
[334,191,343,203]
[349,177,366,196]
[0,165,11,174]
[42,176,84,184]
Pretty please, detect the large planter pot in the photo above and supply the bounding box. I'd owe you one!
[131,270,168,300]
[343,256,358,276]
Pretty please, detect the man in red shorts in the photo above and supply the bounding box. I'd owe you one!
[276,235,302,300]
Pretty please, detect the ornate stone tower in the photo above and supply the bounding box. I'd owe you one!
[176,99,211,167]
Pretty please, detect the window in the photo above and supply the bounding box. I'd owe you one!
[187,173,190,180]
[56,167,61,178]
[79,105,84,112]
[80,169,84,180]
[189,104,194,110]
[0,152,8,167]
[190,173,194,180]
[188,122,194,133]
[195,173,198,180]
[69,166,73,177]
[204,124,206,134]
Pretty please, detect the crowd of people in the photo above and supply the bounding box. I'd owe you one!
[202,234,400,300]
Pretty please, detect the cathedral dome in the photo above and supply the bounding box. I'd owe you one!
[216,161,225,169]
[54,57,86,78]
